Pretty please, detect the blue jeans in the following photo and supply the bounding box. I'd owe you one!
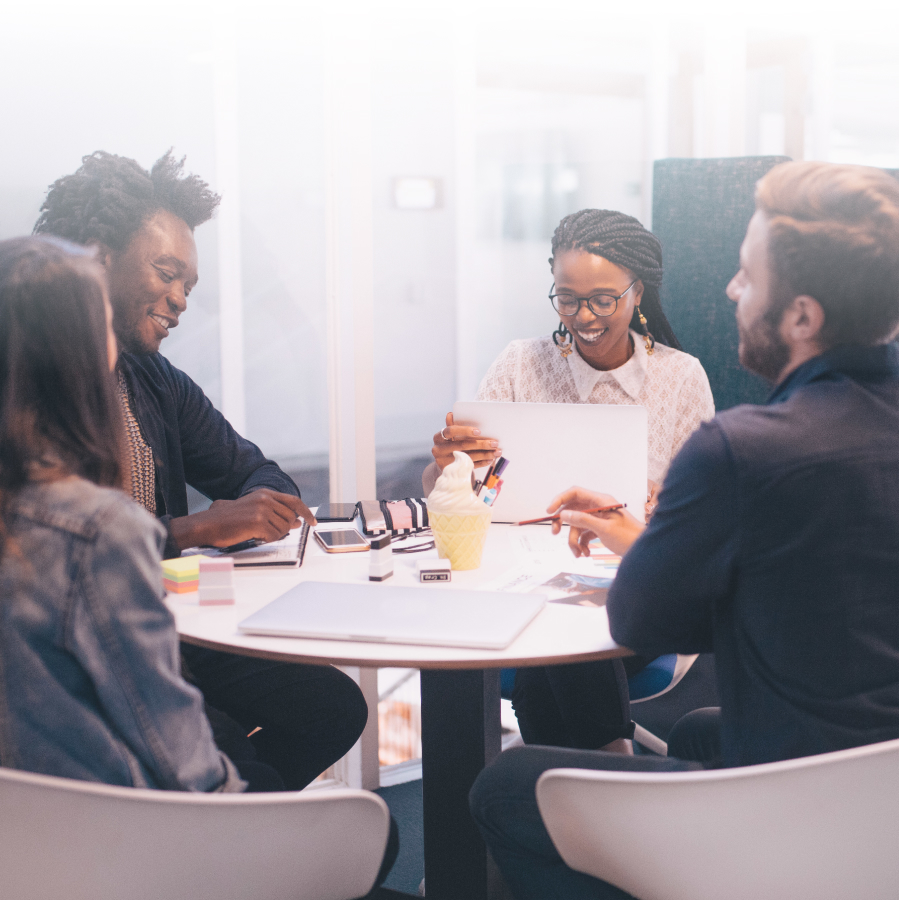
[469,709,721,900]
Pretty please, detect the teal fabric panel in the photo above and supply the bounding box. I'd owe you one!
[652,156,791,411]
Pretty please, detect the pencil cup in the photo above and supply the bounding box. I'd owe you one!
[429,508,492,571]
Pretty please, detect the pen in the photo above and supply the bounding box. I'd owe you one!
[513,503,626,526]
[217,538,265,554]
[477,457,501,496]
[483,479,504,507]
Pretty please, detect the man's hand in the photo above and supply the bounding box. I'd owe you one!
[547,486,645,558]
[432,412,502,472]
[645,479,660,523]
[169,490,317,552]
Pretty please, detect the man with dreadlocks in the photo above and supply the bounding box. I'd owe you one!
[34,151,367,790]
[424,209,714,755]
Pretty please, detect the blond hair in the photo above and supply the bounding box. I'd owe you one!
[755,161,899,347]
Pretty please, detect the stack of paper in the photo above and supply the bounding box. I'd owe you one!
[198,557,236,606]
[162,557,200,594]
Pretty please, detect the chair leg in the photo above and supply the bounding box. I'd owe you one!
[633,723,668,756]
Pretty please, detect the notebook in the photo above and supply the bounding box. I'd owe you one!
[452,401,648,523]
[184,524,310,568]
[238,581,546,650]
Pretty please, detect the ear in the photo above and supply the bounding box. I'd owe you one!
[781,294,826,347]
[89,242,114,269]
[632,280,644,305]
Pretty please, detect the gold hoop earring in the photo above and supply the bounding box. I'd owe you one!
[637,308,655,356]
[552,321,574,359]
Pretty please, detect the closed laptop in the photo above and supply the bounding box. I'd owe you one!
[238,581,546,650]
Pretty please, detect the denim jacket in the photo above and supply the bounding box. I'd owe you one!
[0,477,245,792]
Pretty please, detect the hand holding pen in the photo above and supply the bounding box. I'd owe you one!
[545,487,646,559]
[514,503,624,526]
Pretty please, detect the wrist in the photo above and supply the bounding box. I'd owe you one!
[168,512,212,552]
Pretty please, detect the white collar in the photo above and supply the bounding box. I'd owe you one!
[565,329,648,403]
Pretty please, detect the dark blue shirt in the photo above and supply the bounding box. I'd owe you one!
[119,352,300,558]
[608,344,899,767]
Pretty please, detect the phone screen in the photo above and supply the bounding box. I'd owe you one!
[315,529,370,552]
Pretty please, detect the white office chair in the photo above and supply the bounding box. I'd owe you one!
[0,766,390,900]
[537,736,899,900]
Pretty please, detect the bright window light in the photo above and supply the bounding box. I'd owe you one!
[393,177,442,210]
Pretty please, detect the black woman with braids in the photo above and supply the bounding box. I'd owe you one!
[426,208,713,502]
[35,150,368,791]
[424,209,713,754]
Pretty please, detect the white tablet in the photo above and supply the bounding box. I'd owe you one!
[453,401,647,523]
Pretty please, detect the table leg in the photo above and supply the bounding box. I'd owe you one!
[419,669,502,900]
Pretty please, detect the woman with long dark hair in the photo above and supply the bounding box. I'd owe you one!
[0,236,243,791]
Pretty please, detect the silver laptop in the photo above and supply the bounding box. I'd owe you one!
[238,581,546,650]
[453,401,648,523]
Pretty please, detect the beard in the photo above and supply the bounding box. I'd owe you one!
[738,305,791,384]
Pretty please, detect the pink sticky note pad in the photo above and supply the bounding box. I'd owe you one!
[199,595,235,606]
[199,557,234,573]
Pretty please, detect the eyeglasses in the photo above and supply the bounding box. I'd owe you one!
[549,280,638,318]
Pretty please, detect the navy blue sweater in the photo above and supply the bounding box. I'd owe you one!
[119,352,300,559]
[608,344,899,767]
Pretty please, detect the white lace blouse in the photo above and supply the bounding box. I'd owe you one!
[476,331,715,484]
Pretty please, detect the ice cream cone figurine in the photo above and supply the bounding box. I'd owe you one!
[428,451,492,570]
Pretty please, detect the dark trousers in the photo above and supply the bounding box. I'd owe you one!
[470,709,722,900]
[184,646,399,895]
[512,656,652,749]
[181,643,369,790]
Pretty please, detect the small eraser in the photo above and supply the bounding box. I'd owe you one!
[416,559,451,583]
[199,557,235,573]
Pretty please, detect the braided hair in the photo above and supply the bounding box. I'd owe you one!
[34,150,220,251]
[549,209,680,350]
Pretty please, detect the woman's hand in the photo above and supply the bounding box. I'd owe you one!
[547,486,645,558]
[431,412,502,472]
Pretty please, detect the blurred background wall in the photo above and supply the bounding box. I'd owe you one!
[2,0,898,505]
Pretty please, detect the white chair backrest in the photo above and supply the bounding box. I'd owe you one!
[0,766,389,900]
[537,737,899,900]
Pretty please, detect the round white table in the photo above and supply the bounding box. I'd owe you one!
[168,524,627,900]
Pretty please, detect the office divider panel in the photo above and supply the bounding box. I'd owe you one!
[652,156,790,412]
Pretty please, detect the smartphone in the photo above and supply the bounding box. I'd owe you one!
[314,529,370,553]
[316,502,358,523]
